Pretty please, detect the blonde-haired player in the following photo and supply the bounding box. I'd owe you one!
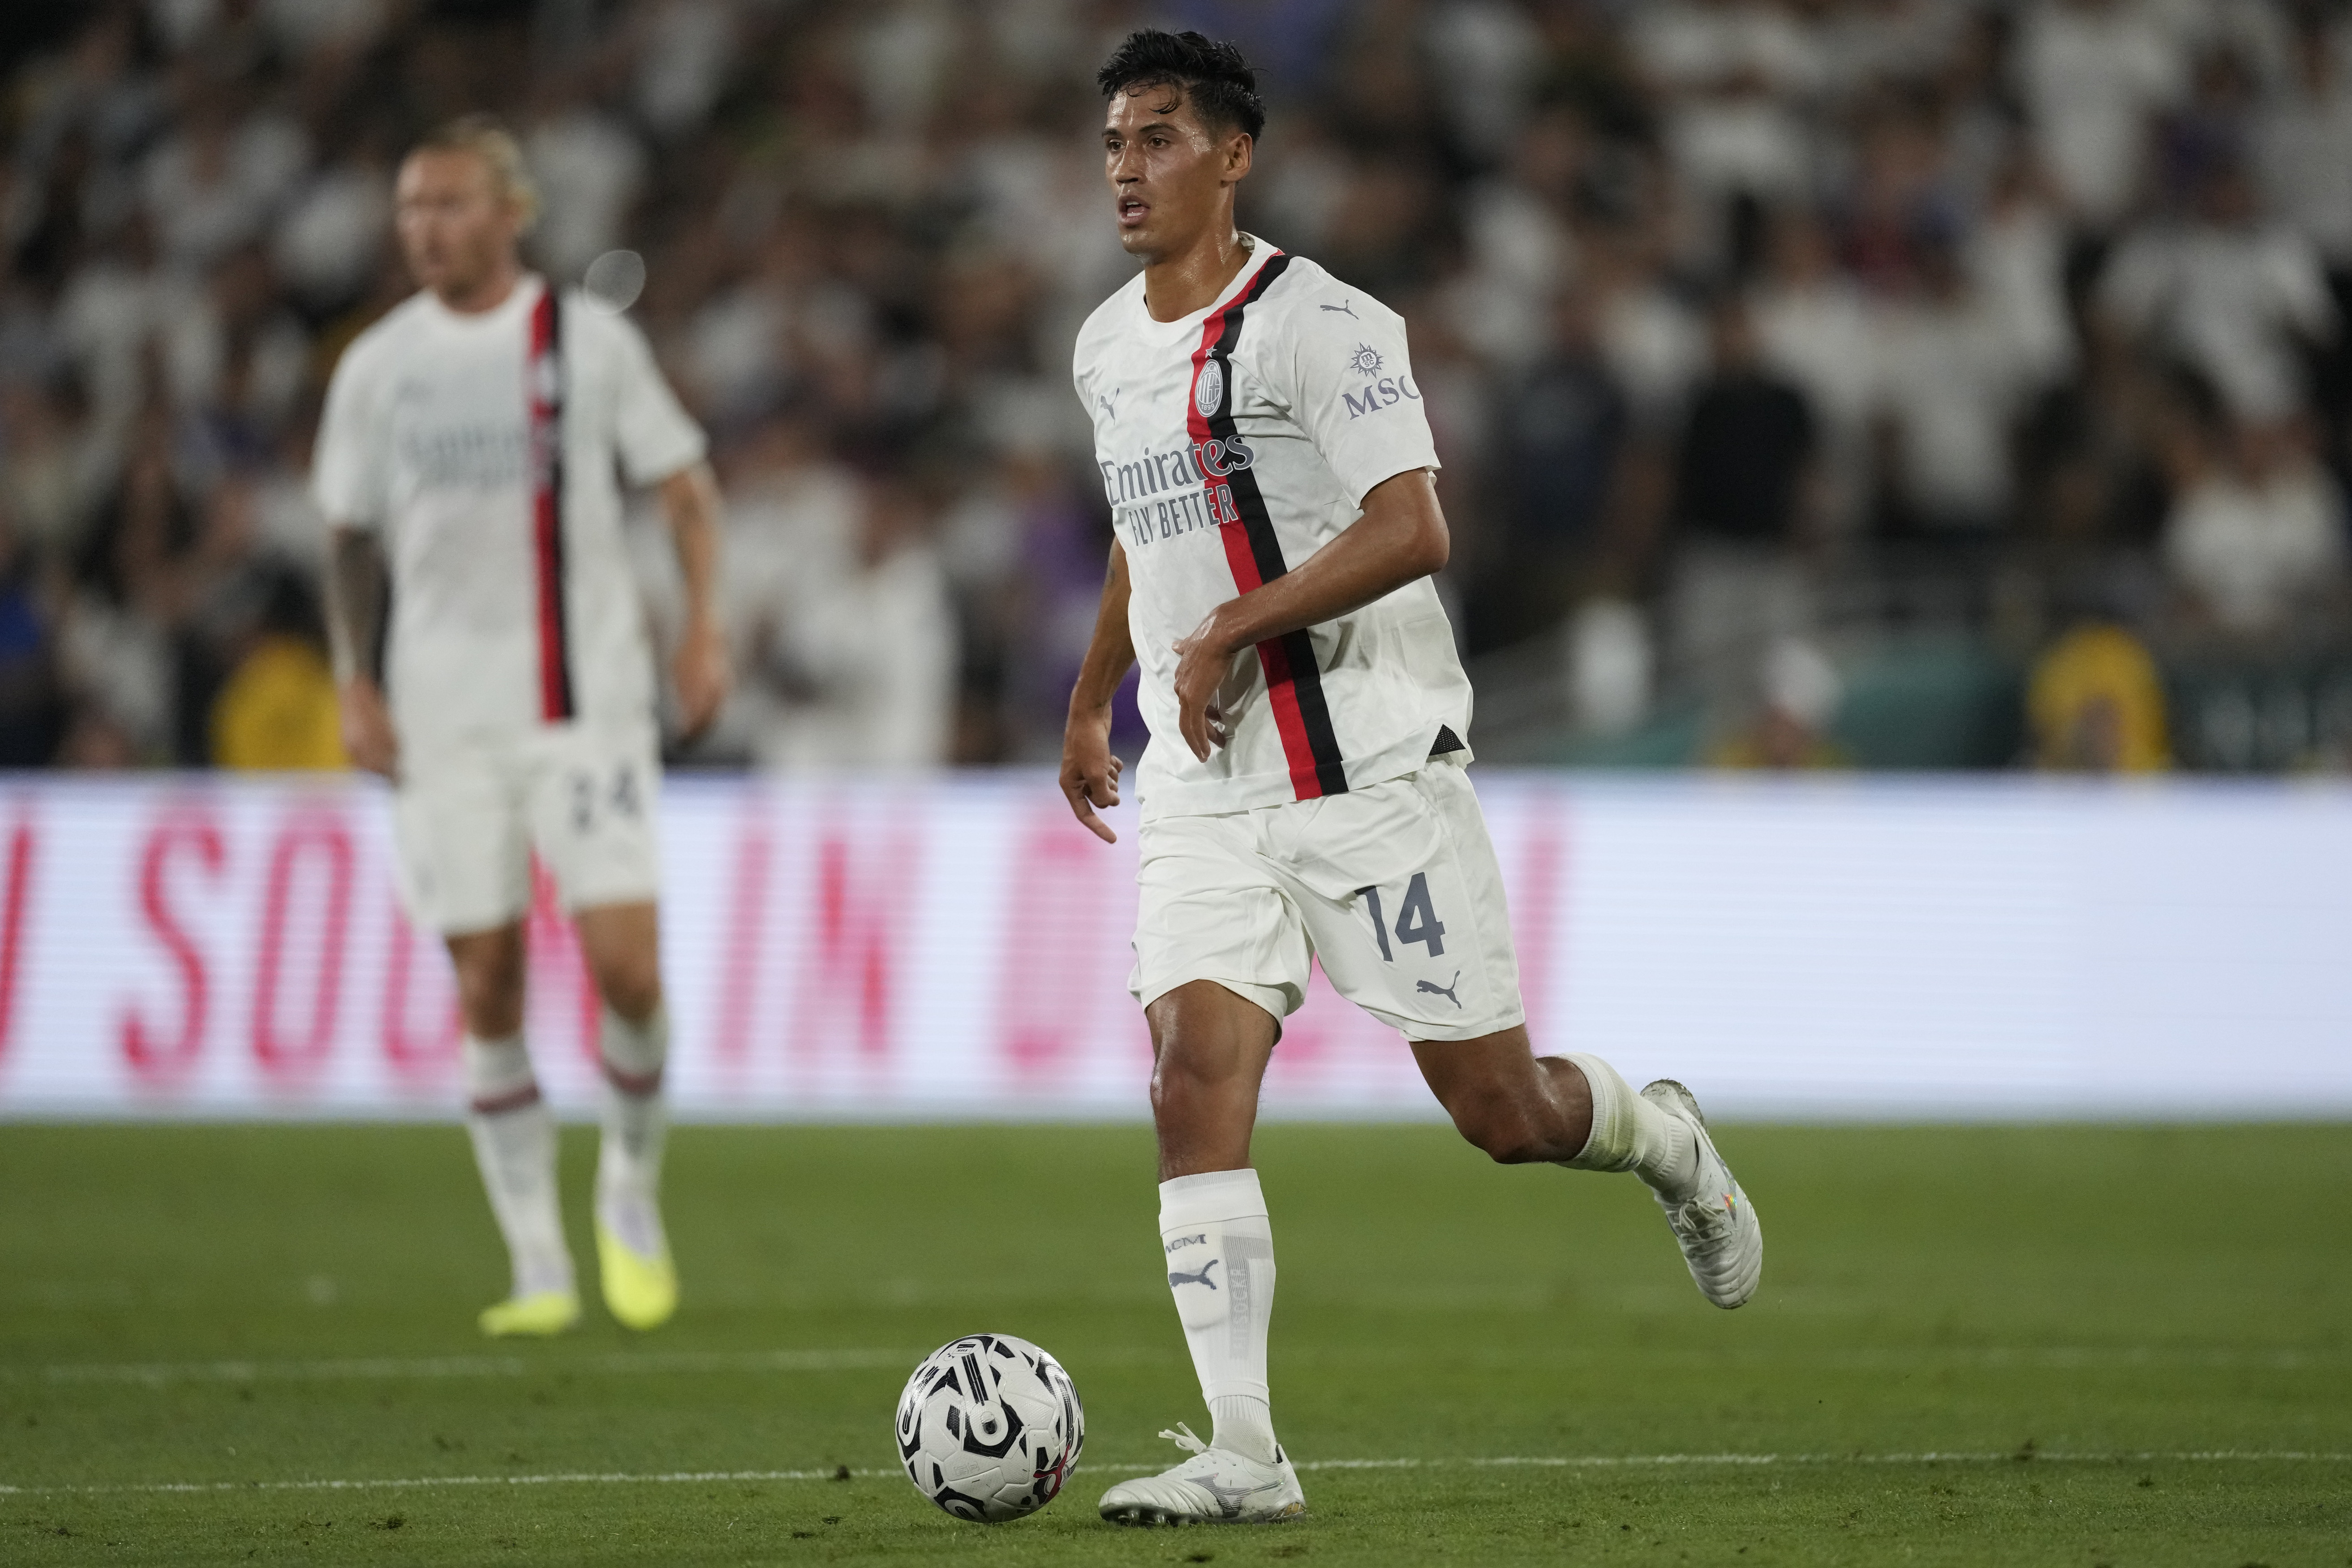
[314,115,728,1336]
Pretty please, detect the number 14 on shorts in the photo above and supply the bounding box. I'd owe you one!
[1356,874,1446,961]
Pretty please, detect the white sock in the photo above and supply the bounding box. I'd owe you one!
[1159,1168,1280,1465]
[463,1033,573,1299]
[1557,1052,1699,1200]
[596,1003,670,1195]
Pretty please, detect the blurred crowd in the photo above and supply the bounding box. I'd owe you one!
[6,0,2352,774]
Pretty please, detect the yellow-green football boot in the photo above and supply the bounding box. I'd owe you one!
[477,1289,581,1338]
[596,1207,677,1331]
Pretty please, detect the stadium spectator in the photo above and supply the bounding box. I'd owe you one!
[2253,17,2352,276]
[2162,413,2348,640]
[2099,156,2335,425]
[1874,237,2053,536]
[1753,209,1877,533]
[1674,296,1816,549]
[718,442,956,772]
[1630,0,1823,229]
[0,500,64,766]
[1478,285,1629,652]
[1667,295,1819,692]
[2014,0,2186,231]
[0,376,110,558]
[209,572,344,769]
[2028,619,2171,771]
[1708,635,1849,769]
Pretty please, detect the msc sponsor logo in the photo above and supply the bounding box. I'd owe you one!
[1343,374,1420,420]
[1347,344,1383,378]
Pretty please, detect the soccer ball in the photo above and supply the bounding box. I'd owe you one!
[894,1333,1084,1522]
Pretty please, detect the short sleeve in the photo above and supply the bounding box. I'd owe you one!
[312,337,388,529]
[596,303,707,486]
[1271,279,1441,506]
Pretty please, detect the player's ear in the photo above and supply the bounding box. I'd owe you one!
[1222,131,1254,185]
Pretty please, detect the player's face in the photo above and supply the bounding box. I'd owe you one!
[1102,86,1251,261]
[396,149,523,302]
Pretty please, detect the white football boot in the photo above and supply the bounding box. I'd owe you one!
[1098,1423,1306,1526]
[1641,1079,1763,1309]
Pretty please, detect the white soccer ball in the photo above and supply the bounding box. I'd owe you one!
[894,1333,1084,1522]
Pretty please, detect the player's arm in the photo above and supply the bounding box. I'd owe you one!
[1171,468,1446,760]
[1061,539,1136,843]
[659,460,730,739]
[325,525,399,778]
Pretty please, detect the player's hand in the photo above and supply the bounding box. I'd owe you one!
[339,676,399,780]
[1171,612,1240,762]
[1060,705,1124,844]
[673,615,731,741]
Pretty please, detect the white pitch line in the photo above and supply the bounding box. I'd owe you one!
[18,1345,2340,1387]
[4,1452,2348,1498]
[0,1470,857,1497]
[11,1349,906,1386]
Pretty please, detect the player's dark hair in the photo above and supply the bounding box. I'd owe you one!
[1097,29,1266,142]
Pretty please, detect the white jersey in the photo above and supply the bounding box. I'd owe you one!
[312,275,705,753]
[1073,237,1469,819]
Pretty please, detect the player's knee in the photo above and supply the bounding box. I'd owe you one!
[592,952,662,1024]
[1148,1040,1248,1124]
[450,934,525,1036]
[1148,1052,1221,1117]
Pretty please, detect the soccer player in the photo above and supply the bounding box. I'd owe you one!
[1062,33,1763,1525]
[314,116,727,1337]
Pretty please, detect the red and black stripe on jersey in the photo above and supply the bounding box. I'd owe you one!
[527,287,575,722]
[1183,251,1350,801]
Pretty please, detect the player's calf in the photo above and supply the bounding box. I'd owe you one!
[463,1031,578,1333]
[1435,1076,1578,1164]
[1412,1031,1595,1165]
[593,995,677,1330]
[448,924,526,1039]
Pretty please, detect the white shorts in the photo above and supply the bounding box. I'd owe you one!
[1129,759,1526,1043]
[391,723,662,937]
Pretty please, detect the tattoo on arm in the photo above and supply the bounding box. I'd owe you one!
[325,528,391,683]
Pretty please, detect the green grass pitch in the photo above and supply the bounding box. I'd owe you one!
[1,1121,2347,1565]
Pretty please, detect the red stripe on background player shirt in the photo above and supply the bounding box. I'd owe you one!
[526,286,575,722]
[1182,251,1350,800]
